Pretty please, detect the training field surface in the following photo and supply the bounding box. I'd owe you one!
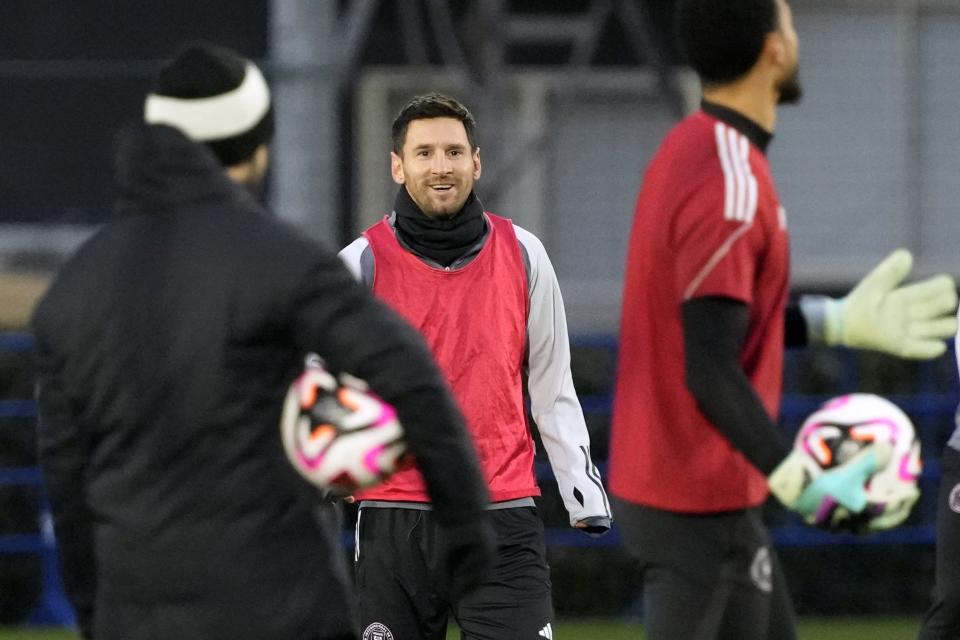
[0,617,920,639]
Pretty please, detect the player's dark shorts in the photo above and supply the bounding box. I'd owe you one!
[613,497,796,640]
[355,505,554,640]
[919,445,960,639]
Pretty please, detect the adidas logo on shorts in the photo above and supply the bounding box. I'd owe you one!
[538,623,553,639]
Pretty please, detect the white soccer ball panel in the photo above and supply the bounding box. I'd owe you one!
[279,361,407,492]
[794,393,921,533]
[311,417,405,488]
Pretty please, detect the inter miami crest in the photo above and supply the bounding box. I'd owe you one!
[362,622,394,640]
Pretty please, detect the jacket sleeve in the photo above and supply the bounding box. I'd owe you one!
[516,226,612,528]
[33,335,96,639]
[292,245,489,525]
[785,303,809,348]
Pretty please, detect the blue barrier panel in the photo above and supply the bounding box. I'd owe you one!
[580,394,958,424]
[341,523,938,550]
[0,534,45,554]
[578,394,611,415]
[1,333,75,626]
[0,333,35,419]
[770,523,935,547]
[0,466,43,487]
[521,524,938,549]
[0,400,36,419]
[25,509,76,626]
[781,394,957,418]
[0,333,33,352]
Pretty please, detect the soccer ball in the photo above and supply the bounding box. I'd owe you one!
[280,356,407,492]
[794,393,921,533]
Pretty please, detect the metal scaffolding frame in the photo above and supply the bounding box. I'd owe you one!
[267,0,686,244]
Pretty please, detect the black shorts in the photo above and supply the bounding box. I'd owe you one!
[613,497,796,640]
[355,505,553,640]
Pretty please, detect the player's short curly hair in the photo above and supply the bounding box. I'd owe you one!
[676,0,780,86]
[391,93,477,154]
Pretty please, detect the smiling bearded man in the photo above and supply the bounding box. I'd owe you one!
[338,92,612,640]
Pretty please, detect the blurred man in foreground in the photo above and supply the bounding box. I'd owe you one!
[609,1,958,638]
[32,44,493,640]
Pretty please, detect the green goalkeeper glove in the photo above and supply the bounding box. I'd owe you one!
[768,443,891,525]
[802,249,957,359]
[826,440,921,534]
[826,483,920,534]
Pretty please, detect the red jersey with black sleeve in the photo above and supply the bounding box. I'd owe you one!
[609,106,790,513]
[355,213,538,503]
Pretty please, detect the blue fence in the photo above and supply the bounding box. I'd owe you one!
[0,332,75,625]
[1,332,955,625]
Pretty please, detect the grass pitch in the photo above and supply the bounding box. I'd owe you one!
[1,616,921,639]
[448,617,919,639]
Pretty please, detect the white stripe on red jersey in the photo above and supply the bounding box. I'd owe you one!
[715,122,758,223]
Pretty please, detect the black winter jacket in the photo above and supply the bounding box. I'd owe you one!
[31,125,489,639]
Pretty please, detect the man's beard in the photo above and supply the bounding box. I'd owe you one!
[777,67,803,105]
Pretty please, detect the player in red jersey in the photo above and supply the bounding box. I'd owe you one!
[340,94,611,640]
[609,1,958,638]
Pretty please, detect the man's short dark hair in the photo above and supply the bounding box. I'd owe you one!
[391,93,477,154]
[676,0,779,86]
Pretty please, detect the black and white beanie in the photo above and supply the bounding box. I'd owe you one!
[144,43,274,166]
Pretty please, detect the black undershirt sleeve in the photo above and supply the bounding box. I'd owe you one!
[682,296,791,475]
[784,303,808,348]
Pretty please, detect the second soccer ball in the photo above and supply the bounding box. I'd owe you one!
[794,393,921,533]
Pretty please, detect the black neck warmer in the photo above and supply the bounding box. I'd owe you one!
[393,186,486,267]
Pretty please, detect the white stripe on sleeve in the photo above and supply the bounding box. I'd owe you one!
[715,123,736,221]
[715,123,759,224]
[727,127,748,221]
